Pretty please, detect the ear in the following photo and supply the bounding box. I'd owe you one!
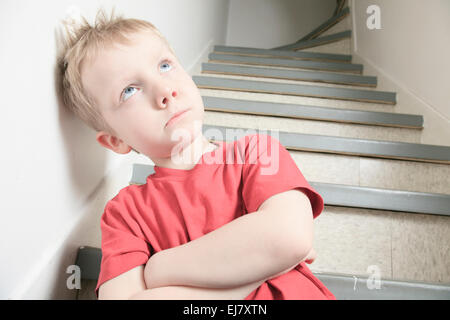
[96,131,132,154]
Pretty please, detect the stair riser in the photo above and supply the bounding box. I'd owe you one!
[312,206,450,285]
[203,111,421,143]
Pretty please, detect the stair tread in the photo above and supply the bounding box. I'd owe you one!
[75,245,450,298]
[201,96,423,128]
[202,124,450,164]
[199,88,396,113]
[209,52,362,73]
[193,75,396,105]
[213,45,352,63]
[273,30,352,51]
[129,163,450,216]
[202,62,374,87]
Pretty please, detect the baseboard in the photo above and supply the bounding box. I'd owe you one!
[187,38,216,76]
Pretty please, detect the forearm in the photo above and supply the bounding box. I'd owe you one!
[145,210,310,289]
[129,278,265,300]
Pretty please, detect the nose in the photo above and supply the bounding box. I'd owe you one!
[156,86,178,109]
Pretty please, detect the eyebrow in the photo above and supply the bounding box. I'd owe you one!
[109,40,170,107]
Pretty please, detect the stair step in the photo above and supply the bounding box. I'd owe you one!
[300,37,351,55]
[317,272,450,300]
[199,73,382,92]
[208,52,362,74]
[202,124,450,165]
[312,205,450,291]
[199,88,396,113]
[129,163,450,216]
[312,182,450,216]
[203,108,421,143]
[202,62,375,88]
[201,96,423,129]
[290,150,449,195]
[213,45,352,63]
[273,30,352,51]
[300,7,350,41]
[75,245,450,299]
[193,76,396,105]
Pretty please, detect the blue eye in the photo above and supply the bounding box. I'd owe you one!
[121,86,138,102]
[160,61,172,72]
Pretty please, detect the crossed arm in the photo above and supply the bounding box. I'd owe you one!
[128,189,314,300]
[125,189,315,300]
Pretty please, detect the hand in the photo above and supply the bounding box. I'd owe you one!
[303,248,316,264]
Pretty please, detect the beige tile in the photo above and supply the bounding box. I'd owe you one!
[359,158,450,194]
[310,206,393,280]
[391,212,450,284]
[289,150,360,186]
[199,88,396,113]
[299,38,351,55]
[204,110,421,143]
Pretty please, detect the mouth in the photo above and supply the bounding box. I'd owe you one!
[165,108,191,128]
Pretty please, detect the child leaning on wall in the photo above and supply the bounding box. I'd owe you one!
[57,7,335,300]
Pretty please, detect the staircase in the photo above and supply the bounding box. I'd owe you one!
[75,2,450,300]
[191,2,450,298]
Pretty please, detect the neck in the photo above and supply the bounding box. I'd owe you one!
[152,134,217,170]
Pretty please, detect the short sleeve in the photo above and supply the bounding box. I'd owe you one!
[94,201,151,299]
[241,134,324,219]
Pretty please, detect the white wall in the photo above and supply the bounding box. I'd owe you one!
[0,0,229,299]
[350,0,450,145]
[226,0,336,48]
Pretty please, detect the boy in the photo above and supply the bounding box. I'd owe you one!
[58,8,335,300]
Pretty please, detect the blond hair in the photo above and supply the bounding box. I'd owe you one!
[57,7,175,135]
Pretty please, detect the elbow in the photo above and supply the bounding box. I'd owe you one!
[279,218,314,264]
[284,232,313,264]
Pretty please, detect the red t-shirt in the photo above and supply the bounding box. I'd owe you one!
[95,133,335,300]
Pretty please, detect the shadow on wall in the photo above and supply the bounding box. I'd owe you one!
[49,24,110,299]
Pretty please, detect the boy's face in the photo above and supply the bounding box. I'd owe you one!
[81,30,205,160]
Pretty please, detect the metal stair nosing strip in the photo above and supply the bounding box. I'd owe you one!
[74,246,450,299]
[201,96,424,129]
[333,0,347,17]
[273,30,352,51]
[213,45,352,63]
[300,7,350,42]
[193,76,396,105]
[201,62,375,87]
[208,52,362,74]
[201,124,450,165]
[311,182,450,217]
